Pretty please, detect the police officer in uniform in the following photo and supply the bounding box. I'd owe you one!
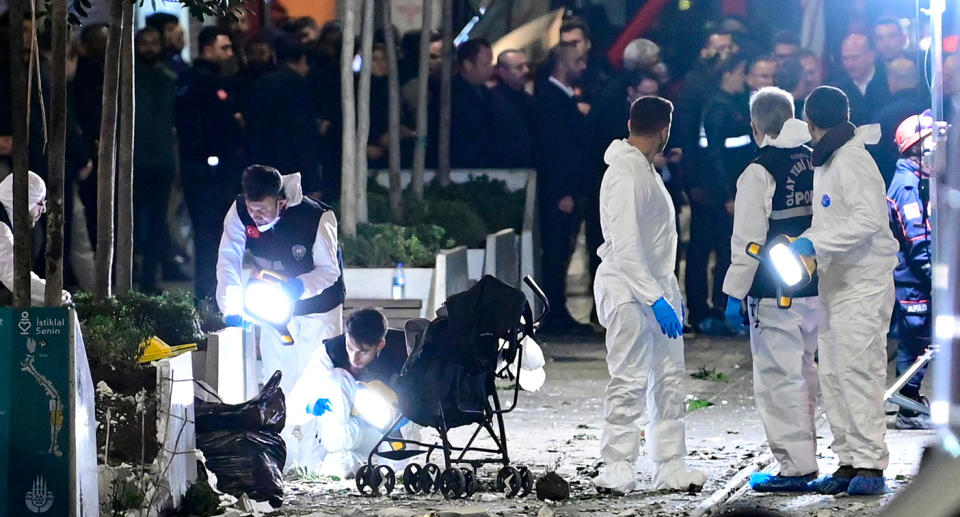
[722,87,822,492]
[216,165,345,401]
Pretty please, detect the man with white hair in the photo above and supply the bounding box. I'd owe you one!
[722,87,822,492]
[0,172,72,305]
[622,38,660,71]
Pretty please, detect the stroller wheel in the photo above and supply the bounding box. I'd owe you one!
[377,465,396,495]
[403,463,423,494]
[355,465,382,496]
[518,466,534,497]
[420,463,442,493]
[460,467,478,497]
[496,466,522,498]
[440,467,467,499]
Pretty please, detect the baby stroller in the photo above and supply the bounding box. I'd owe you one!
[354,275,549,499]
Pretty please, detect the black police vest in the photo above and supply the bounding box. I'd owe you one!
[0,207,12,304]
[748,145,819,299]
[235,195,345,315]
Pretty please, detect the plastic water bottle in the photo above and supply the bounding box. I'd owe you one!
[392,262,406,300]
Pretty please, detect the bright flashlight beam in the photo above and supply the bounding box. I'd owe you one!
[768,243,804,287]
[244,282,294,325]
[355,387,394,431]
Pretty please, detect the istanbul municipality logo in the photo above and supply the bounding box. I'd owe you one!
[25,476,54,513]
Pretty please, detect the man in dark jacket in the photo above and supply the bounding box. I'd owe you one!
[175,26,244,299]
[832,33,891,126]
[686,54,753,328]
[489,49,534,168]
[871,57,928,186]
[535,44,593,335]
[73,23,109,242]
[133,27,179,292]
[449,38,496,168]
[243,36,322,191]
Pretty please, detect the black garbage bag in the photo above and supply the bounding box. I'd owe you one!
[195,371,286,507]
[195,371,285,434]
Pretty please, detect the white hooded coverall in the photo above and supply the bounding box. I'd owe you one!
[215,172,344,468]
[722,119,822,477]
[0,172,71,305]
[593,139,704,493]
[801,124,899,471]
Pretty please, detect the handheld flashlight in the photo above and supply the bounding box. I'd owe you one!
[352,380,400,432]
[243,270,296,345]
[746,235,817,309]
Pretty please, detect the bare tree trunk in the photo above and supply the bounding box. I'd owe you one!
[437,0,453,185]
[9,0,31,307]
[355,0,374,224]
[115,0,135,294]
[339,0,358,236]
[383,0,403,223]
[411,0,433,201]
[95,0,123,301]
[44,0,68,306]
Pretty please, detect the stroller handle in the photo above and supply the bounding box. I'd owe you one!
[523,275,550,325]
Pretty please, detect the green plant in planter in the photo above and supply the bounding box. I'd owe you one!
[341,222,454,268]
[75,290,205,372]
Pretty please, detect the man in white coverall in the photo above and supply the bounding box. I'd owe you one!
[722,87,822,492]
[0,172,71,305]
[592,96,707,494]
[216,165,345,462]
[791,86,899,496]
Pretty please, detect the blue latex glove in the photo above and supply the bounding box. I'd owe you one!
[306,398,332,416]
[283,276,305,301]
[224,314,251,330]
[725,297,746,330]
[789,237,815,256]
[651,297,683,338]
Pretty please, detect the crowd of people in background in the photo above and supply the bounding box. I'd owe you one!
[0,7,941,339]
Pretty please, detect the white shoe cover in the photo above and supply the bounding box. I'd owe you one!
[320,451,362,480]
[592,461,638,494]
[653,459,707,490]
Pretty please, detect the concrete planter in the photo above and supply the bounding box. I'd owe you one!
[343,267,436,317]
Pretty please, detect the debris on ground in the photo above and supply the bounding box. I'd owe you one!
[536,471,570,501]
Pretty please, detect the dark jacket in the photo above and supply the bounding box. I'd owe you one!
[698,89,755,204]
[175,58,245,182]
[243,65,321,189]
[534,78,590,209]
[488,81,535,168]
[871,86,928,187]
[134,60,178,173]
[449,74,496,168]
[887,158,931,300]
[324,329,408,386]
[73,55,104,158]
[832,65,892,126]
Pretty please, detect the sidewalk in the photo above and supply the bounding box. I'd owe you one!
[277,333,933,516]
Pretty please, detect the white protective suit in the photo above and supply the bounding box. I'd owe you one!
[0,172,70,305]
[722,119,822,476]
[593,139,705,493]
[800,124,899,471]
[216,172,344,406]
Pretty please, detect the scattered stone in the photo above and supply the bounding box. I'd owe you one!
[537,505,555,517]
[617,510,638,516]
[536,472,571,501]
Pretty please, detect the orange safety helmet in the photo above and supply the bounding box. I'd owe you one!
[896,111,935,154]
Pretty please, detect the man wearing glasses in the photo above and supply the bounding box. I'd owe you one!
[0,171,71,305]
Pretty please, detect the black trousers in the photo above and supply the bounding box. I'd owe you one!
[133,166,174,289]
[539,205,580,324]
[182,167,238,300]
[684,201,732,324]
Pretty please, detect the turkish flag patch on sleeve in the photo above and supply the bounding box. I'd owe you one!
[245,225,261,238]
